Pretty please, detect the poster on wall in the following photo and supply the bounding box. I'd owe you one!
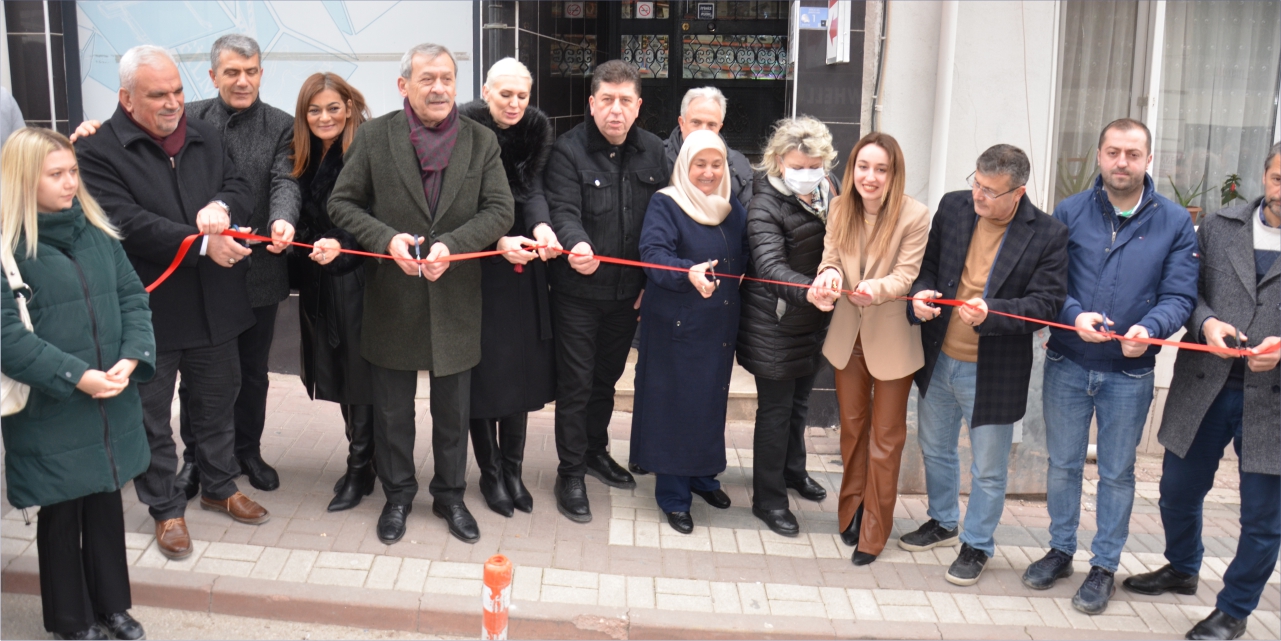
[825,0,850,64]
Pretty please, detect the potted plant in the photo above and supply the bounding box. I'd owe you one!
[1168,175,1212,223]
[1221,174,1248,207]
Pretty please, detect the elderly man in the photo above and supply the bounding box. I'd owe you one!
[75,34,299,496]
[1122,143,1280,640]
[662,86,752,207]
[329,43,513,545]
[1023,119,1199,615]
[75,45,269,560]
[542,60,670,523]
[899,145,1069,587]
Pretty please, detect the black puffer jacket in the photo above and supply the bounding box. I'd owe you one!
[736,172,839,380]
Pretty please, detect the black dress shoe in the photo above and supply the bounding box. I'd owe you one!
[1186,608,1247,640]
[53,625,109,640]
[751,506,799,537]
[629,462,649,475]
[97,611,145,640]
[432,501,480,543]
[841,504,863,547]
[480,475,515,518]
[376,502,412,544]
[554,475,592,523]
[175,460,200,502]
[666,511,694,534]
[328,464,376,512]
[851,550,877,566]
[692,488,731,509]
[584,453,636,489]
[237,454,280,491]
[1122,563,1199,596]
[786,477,828,502]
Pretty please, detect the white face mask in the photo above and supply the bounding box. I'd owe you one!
[783,167,824,195]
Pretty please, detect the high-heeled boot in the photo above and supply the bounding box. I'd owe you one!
[329,404,376,512]
[469,418,514,516]
[499,413,533,513]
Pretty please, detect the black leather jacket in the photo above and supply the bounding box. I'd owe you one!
[543,118,669,301]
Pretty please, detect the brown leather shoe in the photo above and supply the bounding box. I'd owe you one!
[155,517,192,559]
[200,491,270,524]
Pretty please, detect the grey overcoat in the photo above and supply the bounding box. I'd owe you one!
[1159,198,1280,475]
[328,109,514,376]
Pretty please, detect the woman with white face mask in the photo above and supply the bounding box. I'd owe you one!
[735,117,840,538]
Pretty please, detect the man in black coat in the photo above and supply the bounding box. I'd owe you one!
[543,60,670,522]
[76,45,270,560]
[897,145,1068,587]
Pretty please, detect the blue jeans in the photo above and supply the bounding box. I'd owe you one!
[655,474,720,513]
[1159,387,1280,620]
[1043,351,1154,571]
[917,353,1014,557]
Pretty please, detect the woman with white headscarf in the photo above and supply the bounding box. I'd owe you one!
[629,129,749,534]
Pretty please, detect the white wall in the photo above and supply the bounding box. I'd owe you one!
[76,1,475,122]
[878,0,1059,213]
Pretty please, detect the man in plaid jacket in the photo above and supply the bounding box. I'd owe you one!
[897,144,1069,588]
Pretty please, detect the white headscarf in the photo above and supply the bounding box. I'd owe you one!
[659,129,732,226]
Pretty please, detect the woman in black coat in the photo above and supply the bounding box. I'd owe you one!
[287,73,375,512]
[459,58,560,517]
[735,117,840,537]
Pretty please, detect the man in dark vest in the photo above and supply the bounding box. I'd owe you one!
[329,43,513,545]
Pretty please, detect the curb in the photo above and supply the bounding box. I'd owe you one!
[0,557,1180,639]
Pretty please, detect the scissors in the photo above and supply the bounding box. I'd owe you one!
[414,236,423,278]
[1228,330,1248,358]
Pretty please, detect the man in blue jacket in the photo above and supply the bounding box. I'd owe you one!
[1021,118,1198,615]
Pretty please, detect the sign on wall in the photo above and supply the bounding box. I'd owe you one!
[826,0,851,64]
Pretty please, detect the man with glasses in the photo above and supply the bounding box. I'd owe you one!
[1021,119,1198,615]
[899,144,1069,587]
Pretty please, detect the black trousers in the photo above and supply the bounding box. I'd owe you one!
[752,373,816,510]
[370,364,471,505]
[181,303,278,463]
[37,490,131,635]
[552,292,639,478]
[136,339,241,520]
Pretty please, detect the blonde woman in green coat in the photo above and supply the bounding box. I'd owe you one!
[1,128,155,640]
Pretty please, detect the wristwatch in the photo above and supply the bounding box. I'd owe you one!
[208,199,230,215]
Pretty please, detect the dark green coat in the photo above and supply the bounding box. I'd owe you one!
[1,204,156,508]
[328,109,514,375]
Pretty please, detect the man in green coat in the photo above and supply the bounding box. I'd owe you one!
[329,43,514,546]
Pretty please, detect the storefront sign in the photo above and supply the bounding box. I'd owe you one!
[826,0,851,64]
[636,1,654,19]
[798,6,828,29]
[697,3,715,20]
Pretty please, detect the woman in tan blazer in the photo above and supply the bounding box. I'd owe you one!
[809,132,929,565]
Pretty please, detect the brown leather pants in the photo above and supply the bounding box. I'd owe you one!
[835,337,914,555]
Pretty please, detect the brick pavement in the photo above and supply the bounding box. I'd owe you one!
[2,376,1279,639]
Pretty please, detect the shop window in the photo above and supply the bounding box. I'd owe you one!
[549,36,597,77]
[621,34,670,78]
[682,34,787,80]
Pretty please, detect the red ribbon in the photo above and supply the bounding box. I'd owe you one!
[145,230,1276,359]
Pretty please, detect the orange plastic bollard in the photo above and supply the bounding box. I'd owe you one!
[482,554,513,640]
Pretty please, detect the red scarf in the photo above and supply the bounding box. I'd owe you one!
[123,105,187,157]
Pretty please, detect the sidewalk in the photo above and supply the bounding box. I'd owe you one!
[2,375,1278,640]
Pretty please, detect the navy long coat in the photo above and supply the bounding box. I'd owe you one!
[629,192,748,478]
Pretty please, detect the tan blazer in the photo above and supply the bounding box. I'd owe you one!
[819,196,930,380]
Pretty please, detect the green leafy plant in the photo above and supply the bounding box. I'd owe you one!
[1167,175,1212,208]
[1056,153,1098,200]
[1221,174,1248,206]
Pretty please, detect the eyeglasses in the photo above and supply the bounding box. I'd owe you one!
[966,172,1019,200]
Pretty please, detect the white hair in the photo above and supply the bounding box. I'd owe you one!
[680,86,727,119]
[400,43,456,79]
[484,57,532,87]
[119,45,177,92]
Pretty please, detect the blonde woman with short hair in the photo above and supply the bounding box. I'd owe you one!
[1,127,155,640]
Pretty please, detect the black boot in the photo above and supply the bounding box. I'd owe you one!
[841,504,863,547]
[469,418,514,517]
[329,404,376,511]
[499,413,533,513]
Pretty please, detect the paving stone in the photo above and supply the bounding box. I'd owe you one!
[1094,614,1151,632]
[655,577,710,596]
[765,583,821,603]
[738,582,770,615]
[124,532,154,550]
[598,573,627,607]
[710,581,742,614]
[656,593,713,612]
[511,565,541,601]
[162,540,210,572]
[634,521,660,548]
[540,584,598,605]
[767,598,827,618]
[951,593,994,626]
[978,595,1033,611]
[424,576,482,596]
[608,519,633,546]
[429,560,482,580]
[315,550,375,570]
[626,575,655,609]
[1029,596,1069,628]
[277,549,319,583]
[762,540,814,558]
[925,591,964,624]
[880,605,938,622]
[1129,600,1179,634]
[809,532,841,559]
[734,529,764,554]
[988,609,1044,626]
[875,589,930,607]
[365,555,401,590]
[821,586,855,620]
[308,567,367,587]
[543,567,598,589]
[203,542,265,562]
[394,558,430,593]
[193,556,255,577]
[1,538,30,557]
[709,527,738,553]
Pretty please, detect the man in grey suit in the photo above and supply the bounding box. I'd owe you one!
[329,43,513,546]
[1121,142,1280,641]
